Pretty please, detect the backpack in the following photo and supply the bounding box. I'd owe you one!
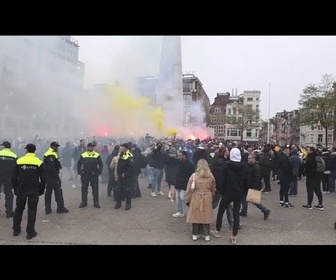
[316,155,326,174]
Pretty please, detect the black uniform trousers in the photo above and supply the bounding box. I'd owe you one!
[13,191,39,234]
[0,176,14,214]
[45,176,65,211]
[81,174,99,204]
[115,177,132,206]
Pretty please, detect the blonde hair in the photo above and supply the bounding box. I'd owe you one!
[196,159,212,178]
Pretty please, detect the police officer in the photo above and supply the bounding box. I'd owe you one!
[11,143,46,240]
[0,141,17,218]
[115,143,134,210]
[77,142,103,208]
[44,141,69,214]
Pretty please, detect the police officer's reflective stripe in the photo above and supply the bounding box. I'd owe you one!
[0,148,17,159]
[81,151,100,158]
[17,153,43,167]
[44,148,58,159]
[121,151,133,160]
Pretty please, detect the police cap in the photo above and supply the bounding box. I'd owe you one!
[24,143,36,152]
[0,141,11,148]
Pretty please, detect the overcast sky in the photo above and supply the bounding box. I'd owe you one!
[75,36,336,120]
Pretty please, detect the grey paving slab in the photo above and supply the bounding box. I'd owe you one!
[1,173,336,245]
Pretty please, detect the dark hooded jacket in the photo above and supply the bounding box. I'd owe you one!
[289,148,301,177]
[192,148,209,169]
[219,161,248,200]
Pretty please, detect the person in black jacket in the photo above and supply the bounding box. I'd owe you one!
[210,146,234,228]
[211,147,248,244]
[11,143,46,240]
[115,143,134,210]
[150,142,165,197]
[172,150,195,218]
[192,143,209,169]
[321,148,333,193]
[163,147,180,201]
[277,145,294,208]
[240,153,271,220]
[60,141,73,181]
[130,145,144,198]
[259,146,274,193]
[77,142,104,208]
[302,146,323,210]
[0,141,17,218]
[44,141,69,215]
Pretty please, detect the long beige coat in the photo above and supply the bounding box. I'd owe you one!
[185,173,216,224]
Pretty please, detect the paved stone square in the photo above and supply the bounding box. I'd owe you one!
[1,175,336,245]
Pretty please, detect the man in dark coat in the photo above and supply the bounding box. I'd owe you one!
[277,145,294,208]
[302,146,324,210]
[172,150,194,218]
[259,146,274,193]
[192,143,209,169]
[164,147,180,201]
[240,153,271,220]
[212,147,248,244]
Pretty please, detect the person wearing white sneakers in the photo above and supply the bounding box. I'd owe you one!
[150,142,165,197]
[173,151,194,218]
[185,159,216,241]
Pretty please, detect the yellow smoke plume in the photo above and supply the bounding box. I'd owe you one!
[99,84,167,136]
[167,128,178,137]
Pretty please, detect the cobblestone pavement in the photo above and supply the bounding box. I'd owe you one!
[0,173,336,245]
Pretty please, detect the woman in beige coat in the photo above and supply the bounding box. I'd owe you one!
[185,159,216,241]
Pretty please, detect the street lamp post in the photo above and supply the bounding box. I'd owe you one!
[267,83,271,144]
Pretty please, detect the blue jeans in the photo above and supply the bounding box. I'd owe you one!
[146,165,154,185]
[289,176,298,195]
[176,189,185,214]
[152,168,164,193]
[241,193,268,214]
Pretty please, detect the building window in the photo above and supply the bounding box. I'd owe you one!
[247,97,253,101]
[211,116,217,123]
[318,126,323,131]
[246,129,252,137]
[228,108,231,115]
[218,125,224,134]
[228,128,241,137]
[217,116,225,123]
[318,134,323,144]
[233,108,237,115]
[214,107,221,114]
[310,134,314,143]
[328,134,332,144]
[183,82,193,92]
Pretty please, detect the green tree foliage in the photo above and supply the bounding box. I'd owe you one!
[299,74,336,146]
[299,74,335,129]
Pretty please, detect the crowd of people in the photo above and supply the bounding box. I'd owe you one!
[1,134,336,243]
